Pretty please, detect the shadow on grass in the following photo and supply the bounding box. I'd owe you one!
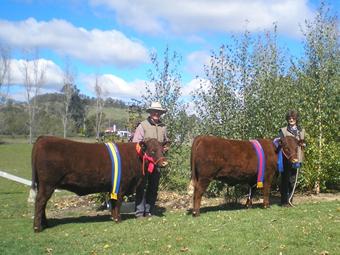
[186,193,282,215]
[46,205,167,229]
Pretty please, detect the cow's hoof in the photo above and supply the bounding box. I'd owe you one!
[263,204,270,209]
[34,226,43,233]
[111,217,121,223]
[192,211,200,217]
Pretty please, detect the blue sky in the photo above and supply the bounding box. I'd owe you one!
[0,0,339,102]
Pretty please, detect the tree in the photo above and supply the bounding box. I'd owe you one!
[143,45,184,143]
[193,44,240,138]
[69,86,86,133]
[127,99,143,133]
[142,46,191,190]
[20,48,46,144]
[94,75,104,140]
[61,59,77,138]
[0,43,11,103]
[244,27,295,139]
[296,2,340,193]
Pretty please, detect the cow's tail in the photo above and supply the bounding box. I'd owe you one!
[187,136,200,196]
[27,137,41,203]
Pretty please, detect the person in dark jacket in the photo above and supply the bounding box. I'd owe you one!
[279,110,306,206]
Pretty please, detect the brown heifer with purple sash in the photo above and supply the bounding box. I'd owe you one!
[29,136,168,232]
[190,135,300,216]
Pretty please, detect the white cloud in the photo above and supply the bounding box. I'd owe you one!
[182,77,211,97]
[82,74,146,100]
[186,50,211,76]
[9,58,63,90]
[4,58,64,102]
[0,18,149,67]
[90,0,313,37]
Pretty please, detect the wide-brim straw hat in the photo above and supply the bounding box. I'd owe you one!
[146,102,167,113]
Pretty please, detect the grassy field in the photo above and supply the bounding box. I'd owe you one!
[0,142,340,255]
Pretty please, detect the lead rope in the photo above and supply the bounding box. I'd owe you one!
[288,168,299,207]
[288,134,302,207]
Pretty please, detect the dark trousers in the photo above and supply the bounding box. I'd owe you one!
[135,169,160,216]
[280,161,297,205]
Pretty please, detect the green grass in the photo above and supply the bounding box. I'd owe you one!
[0,143,32,179]
[88,107,129,124]
[0,141,340,254]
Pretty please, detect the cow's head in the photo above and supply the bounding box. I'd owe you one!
[278,136,300,163]
[139,138,169,168]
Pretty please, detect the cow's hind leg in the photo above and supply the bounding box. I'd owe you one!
[192,178,210,217]
[33,185,54,232]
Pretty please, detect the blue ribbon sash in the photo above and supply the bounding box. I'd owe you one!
[273,138,284,173]
[105,142,122,200]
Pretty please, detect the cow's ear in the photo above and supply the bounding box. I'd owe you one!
[139,141,147,152]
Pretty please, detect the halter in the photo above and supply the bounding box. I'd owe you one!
[280,142,298,162]
[136,143,165,175]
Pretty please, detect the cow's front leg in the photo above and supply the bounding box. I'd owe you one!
[262,183,271,208]
[245,186,254,208]
[110,199,122,223]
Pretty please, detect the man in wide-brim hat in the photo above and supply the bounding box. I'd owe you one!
[146,102,167,114]
[132,102,169,218]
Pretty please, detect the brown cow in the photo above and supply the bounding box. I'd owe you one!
[190,135,300,216]
[29,136,168,232]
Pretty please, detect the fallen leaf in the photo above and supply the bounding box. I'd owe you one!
[180,247,189,252]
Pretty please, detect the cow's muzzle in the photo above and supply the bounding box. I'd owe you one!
[160,161,168,167]
[291,158,298,164]
[155,157,168,168]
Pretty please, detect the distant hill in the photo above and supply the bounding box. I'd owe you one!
[0,93,144,136]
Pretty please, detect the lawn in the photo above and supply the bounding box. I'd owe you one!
[0,142,339,254]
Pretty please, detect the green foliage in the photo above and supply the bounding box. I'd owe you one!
[294,3,340,192]
[127,102,144,132]
[193,27,293,141]
[142,46,196,191]
[159,145,191,191]
[0,102,28,135]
